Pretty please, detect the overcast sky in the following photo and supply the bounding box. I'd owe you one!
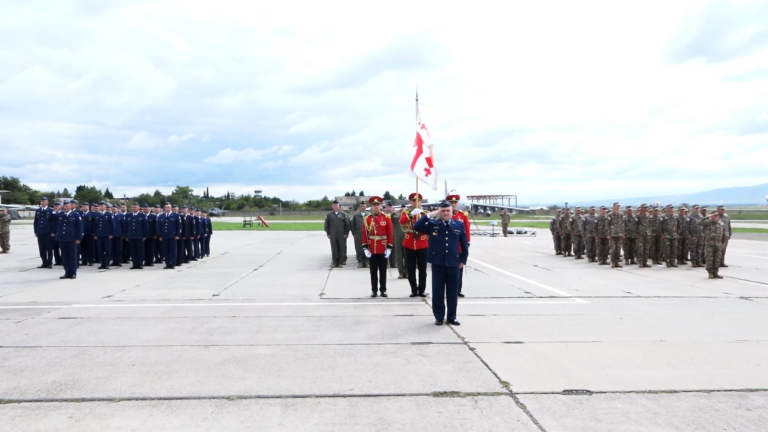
[2,0,767,205]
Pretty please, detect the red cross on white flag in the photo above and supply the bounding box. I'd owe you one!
[411,121,437,190]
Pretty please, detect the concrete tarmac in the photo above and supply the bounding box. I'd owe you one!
[1,223,767,431]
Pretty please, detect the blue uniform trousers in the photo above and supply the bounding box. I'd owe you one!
[97,237,111,267]
[79,234,95,265]
[431,264,460,321]
[185,238,194,261]
[53,240,61,265]
[204,235,211,256]
[162,238,177,268]
[176,239,185,265]
[144,238,155,266]
[37,235,53,266]
[129,239,144,268]
[193,236,200,259]
[60,241,78,277]
[111,238,123,265]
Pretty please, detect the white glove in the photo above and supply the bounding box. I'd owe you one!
[364,250,372,258]
[384,250,391,259]
[410,208,422,217]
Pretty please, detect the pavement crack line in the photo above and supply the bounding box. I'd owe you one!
[514,388,768,396]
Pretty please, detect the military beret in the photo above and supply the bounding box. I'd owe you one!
[332,200,340,204]
[438,201,451,208]
[40,196,49,201]
[384,201,393,207]
[409,193,423,200]
[368,196,383,204]
[446,194,460,202]
[82,201,89,206]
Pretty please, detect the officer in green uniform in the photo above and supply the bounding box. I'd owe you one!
[700,212,725,279]
[324,200,350,268]
[350,202,368,268]
[392,204,407,278]
[0,207,10,253]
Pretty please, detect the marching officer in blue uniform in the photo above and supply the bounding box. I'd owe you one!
[414,201,469,326]
[143,203,157,267]
[50,200,83,279]
[157,202,182,269]
[125,202,149,269]
[110,205,125,267]
[52,201,62,266]
[78,201,96,266]
[93,201,115,269]
[34,196,54,268]
[203,211,212,257]
[153,205,164,263]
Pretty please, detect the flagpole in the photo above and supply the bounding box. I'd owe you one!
[415,89,420,207]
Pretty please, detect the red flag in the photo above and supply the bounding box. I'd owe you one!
[411,122,437,190]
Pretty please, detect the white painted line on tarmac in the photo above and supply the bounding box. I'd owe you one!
[468,257,588,303]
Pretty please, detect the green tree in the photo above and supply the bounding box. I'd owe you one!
[358,190,364,196]
[382,191,393,201]
[62,187,70,197]
[397,194,405,200]
[74,185,103,205]
[104,187,114,199]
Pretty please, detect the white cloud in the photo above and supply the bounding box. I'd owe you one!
[167,133,197,143]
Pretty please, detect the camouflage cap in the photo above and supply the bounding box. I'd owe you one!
[717,205,725,209]
[589,206,595,209]
[625,205,633,209]
[599,206,606,210]
[665,204,673,208]
[692,204,700,209]
[612,202,620,207]
[678,206,686,211]
[639,203,647,208]
[709,211,719,216]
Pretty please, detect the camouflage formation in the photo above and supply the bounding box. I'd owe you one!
[635,206,652,267]
[700,216,725,278]
[686,211,704,267]
[559,211,572,257]
[607,208,625,267]
[596,211,610,265]
[623,209,637,264]
[583,210,598,262]
[569,212,584,259]
[550,212,562,255]
[650,210,663,264]
[661,209,681,267]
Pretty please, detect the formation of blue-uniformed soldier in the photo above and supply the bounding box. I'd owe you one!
[34,198,213,278]
[551,203,731,279]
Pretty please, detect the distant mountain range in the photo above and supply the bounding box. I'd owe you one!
[538,183,768,208]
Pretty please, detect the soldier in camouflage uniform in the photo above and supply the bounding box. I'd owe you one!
[559,208,572,257]
[650,207,663,265]
[583,206,598,262]
[596,206,610,265]
[717,206,731,267]
[699,206,708,265]
[607,202,625,268]
[685,205,704,267]
[550,210,562,255]
[623,206,637,265]
[677,206,688,264]
[635,204,651,268]
[700,212,725,279]
[0,207,10,253]
[569,208,584,259]
[660,204,681,268]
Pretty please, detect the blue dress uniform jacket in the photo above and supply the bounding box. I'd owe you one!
[146,212,157,238]
[80,210,95,236]
[51,210,83,277]
[414,216,469,267]
[157,212,182,239]
[113,212,125,237]
[94,211,115,237]
[35,206,55,266]
[125,212,149,240]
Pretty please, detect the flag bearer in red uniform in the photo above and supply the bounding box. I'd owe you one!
[401,193,430,297]
[447,194,471,297]
[362,196,394,298]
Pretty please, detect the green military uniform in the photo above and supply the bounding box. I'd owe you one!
[677,208,688,263]
[500,211,511,237]
[623,207,638,265]
[350,209,368,267]
[596,208,610,265]
[559,210,572,257]
[700,214,725,279]
[661,206,681,268]
[550,212,562,255]
[324,207,350,268]
[686,206,704,267]
[607,204,625,268]
[650,210,663,264]
[583,208,597,262]
[635,204,651,268]
[718,206,731,267]
[0,211,11,253]
[569,212,584,259]
[391,208,407,278]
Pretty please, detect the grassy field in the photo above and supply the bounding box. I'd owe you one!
[473,221,550,229]
[212,222,324,231]
[732,227,768,233]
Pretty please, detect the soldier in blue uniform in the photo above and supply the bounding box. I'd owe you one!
[78,202,96,266]
[203,211,212,257]
[120,204,131,263]
[34,196,54,268]
[110,205,125,267]
[93,201,115,269]
[191,208,201,260]
[90,202,100,260]
[125,202,149,269]
[414,201,469,326]
[182,206,197,262]
[143,203,157,267]
[153,205,164,263]
[157,202,182,269]
[173,205,185,266]
[196,209,205,259]
[50,200,83,279]
[52,201,62,266]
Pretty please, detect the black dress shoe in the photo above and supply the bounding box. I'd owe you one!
[371,292,377,298]
[458,292,465,298]
[381,292,388,298]
[59,275,71,279]
[418,293,427,298]
[447,320,461,326]
[38,265,47,269]
[130,267,139,270]
[69,275,76,279]
[163,266,172,269]
[191,259,198,261]
[45,265,53,269]
[146,263,154,267]
[409,293,417,298]
[88,263,93,266]
[54,263,62,266]
[97,265,108,270]
[435,320,443,326]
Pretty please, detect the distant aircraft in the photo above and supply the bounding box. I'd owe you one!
[207,208,227,216]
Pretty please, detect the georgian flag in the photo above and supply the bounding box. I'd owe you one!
[411,122,437,190]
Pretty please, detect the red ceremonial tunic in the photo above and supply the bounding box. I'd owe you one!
[452,210,471,250]
[362,212,393,254]
[399,210,429,250]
